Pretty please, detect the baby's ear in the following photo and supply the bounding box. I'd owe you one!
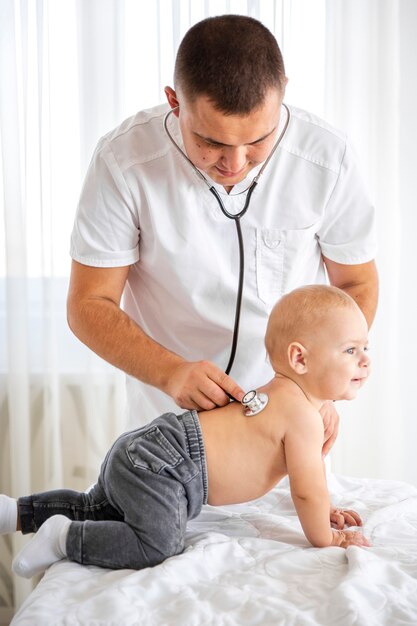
[287,342,308,374]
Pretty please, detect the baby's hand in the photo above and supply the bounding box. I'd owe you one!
[331,529,371,548]
[330,506,362,529]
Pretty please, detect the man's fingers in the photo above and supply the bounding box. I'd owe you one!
[320,401,340,457]
[212,368,245,402]
[172,360,245,410]
[197,370,242,409]
[189,391,218,411]
[322,429,337,457]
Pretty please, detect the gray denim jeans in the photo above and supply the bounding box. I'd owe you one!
[18,410,208,570]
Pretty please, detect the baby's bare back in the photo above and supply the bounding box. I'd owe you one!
[198,382,294,505]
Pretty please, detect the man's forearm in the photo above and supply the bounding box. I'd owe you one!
[67,296,184,393]
[66,261,244,410]
[324,258,379,328]
[339,280,378,328]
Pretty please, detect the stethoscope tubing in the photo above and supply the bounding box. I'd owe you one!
[208,181,258,220]
[164,104,291,375]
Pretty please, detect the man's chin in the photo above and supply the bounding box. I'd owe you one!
[210,175,244,186]
[209,166,252,186]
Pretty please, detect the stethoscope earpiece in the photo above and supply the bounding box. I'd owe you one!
[241,390,269,416]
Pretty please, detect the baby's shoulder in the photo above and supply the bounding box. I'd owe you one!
[270,390,322,434]
[284,394,319,418]
[258,378,323,436]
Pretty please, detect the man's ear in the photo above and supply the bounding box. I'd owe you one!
[287,342,308,374]
[280,76,289,101]
[164,86,180,117]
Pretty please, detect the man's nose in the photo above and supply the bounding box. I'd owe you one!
[221,146,247,172]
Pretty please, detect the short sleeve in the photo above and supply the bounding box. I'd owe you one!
[317,141,377,265]
[70,139,140,267]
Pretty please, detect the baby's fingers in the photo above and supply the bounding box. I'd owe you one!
[343,509,363,527]
[343,531,371,548]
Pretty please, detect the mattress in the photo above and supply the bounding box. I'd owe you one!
[11,473,417,625]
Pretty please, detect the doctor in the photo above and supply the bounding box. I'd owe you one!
[68,15,378,453]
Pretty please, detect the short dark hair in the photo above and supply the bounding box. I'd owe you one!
[174,15,286,114]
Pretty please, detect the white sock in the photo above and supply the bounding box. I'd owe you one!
[12,515,71,579]
[0,495,18,534]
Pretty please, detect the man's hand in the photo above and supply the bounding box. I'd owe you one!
[330,506,363,529]
[331,529,371,548]
[67,262,245,410]
[320,400,340,457]
[165,359,245,411]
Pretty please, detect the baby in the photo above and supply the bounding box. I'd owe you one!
[0,285,371,578]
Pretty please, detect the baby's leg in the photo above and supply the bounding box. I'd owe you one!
[12,470,189,577]
[12,481,125,578]
[67,517,186,569]
[13,505,187,578]
[18,481,121,535]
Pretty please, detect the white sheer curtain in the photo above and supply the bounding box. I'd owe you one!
[1,0,416,617]
[325,0,417,486]
[0,1,128,614]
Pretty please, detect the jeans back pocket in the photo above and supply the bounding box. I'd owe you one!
[127,426,183,474]
[126,426,200,484]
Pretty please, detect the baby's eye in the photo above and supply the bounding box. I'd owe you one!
[345,347,355,355]
[364,345,370,352]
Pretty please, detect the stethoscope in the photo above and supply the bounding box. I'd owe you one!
[163,103,291,380]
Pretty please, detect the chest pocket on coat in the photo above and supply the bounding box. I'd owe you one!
[256,228,285,305]
[256,224,319,305]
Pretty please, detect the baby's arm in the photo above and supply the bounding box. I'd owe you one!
[284,405,369,548]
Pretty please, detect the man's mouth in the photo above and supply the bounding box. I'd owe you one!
[215,165,246,178]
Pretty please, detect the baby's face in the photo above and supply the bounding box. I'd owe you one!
[306,306,370,402]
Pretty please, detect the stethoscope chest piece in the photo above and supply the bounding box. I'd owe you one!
[241,390,269,416]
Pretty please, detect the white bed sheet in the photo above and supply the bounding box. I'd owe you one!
[11,474,417,626]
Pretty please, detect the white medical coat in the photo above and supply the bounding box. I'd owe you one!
[70,103,377,427]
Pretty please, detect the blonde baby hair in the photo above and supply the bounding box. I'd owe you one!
[265,285,359,369]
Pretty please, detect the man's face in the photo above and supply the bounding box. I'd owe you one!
[172,88,284,188]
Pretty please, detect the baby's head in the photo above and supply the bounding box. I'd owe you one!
[265,285,370,401]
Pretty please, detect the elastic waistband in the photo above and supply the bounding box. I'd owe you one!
[177,410,208,505]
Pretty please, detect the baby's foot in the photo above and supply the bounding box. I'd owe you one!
[0,494,17,534]
[12,515,71,578]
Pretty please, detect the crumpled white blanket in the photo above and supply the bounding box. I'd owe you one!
[11,474,417,626]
